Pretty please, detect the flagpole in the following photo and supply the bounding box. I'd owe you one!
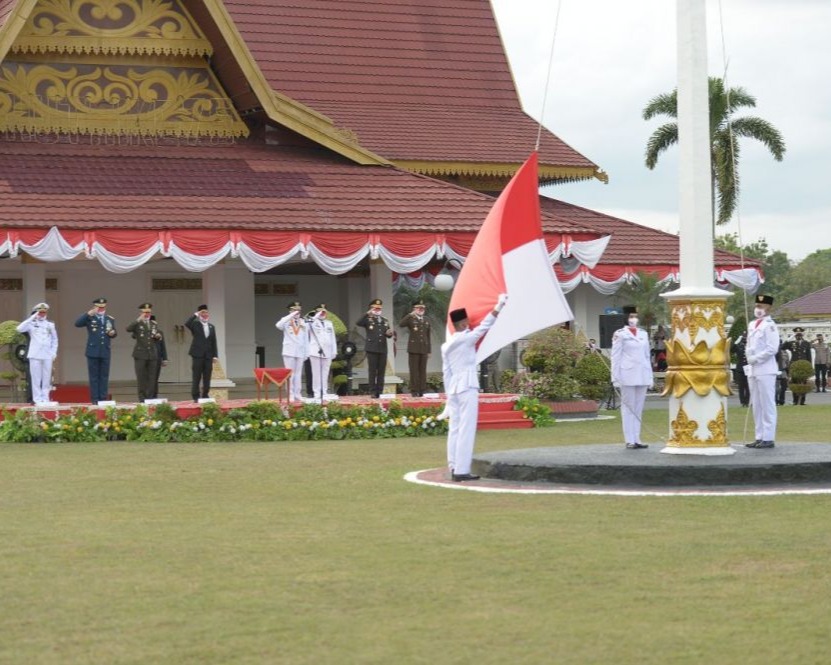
[660,0,733,455]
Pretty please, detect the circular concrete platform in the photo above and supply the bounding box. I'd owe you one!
[472,443,831,487]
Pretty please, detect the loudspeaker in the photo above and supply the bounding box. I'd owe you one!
[599,314,626,349]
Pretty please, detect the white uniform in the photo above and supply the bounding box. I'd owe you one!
[611,326,652,445]
[307,317,337,400]
[441,311,497,475]
[276,312,309,401]
[17,314,59,404]
[746,315,779,442]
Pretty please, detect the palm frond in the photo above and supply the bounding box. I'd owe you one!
[729,116,786,160]
[644,123,678,169]
[713,132,740,225]
[642,90,678,120]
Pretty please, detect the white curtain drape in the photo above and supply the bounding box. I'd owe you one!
[306,242,370,275]
[167,241,233,272]
[236,242,304,273]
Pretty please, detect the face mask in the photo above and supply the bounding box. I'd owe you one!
[37,311,47,318]
[371,309,381,316]
[628,317,638,327]
[97,307,106,314]
[754,308,766,319]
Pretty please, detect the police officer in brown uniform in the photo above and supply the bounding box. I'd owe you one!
[399,299,431,396]
[357,298,393,398]
[126,303,162,402]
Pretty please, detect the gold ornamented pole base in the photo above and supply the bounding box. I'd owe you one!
[660,297,734,456]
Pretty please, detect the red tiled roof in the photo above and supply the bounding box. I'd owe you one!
[223,0,598,170]
[540,197,758,269]
[0,139,599,235]
[0,0,15,26]
[778,286,831,317]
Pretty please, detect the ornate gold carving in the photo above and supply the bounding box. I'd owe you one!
[662,299,731,399]
[669,404,699,445]
[13,0,212,57]
[706,404,728,445]
[0,62,248,137]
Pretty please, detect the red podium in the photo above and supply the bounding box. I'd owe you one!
[253,368,293,403]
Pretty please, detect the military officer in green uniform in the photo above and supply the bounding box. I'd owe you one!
[357,298,394,398]
[126,303,163,402]
[783,326,813,405]
[399,299,432,396]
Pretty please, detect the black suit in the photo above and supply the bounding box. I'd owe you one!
[185,315,219,401]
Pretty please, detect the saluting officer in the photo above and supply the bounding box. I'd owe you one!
[126,303,162,402]
[16,302,58,405]
[399,299,431,397]
[357,298,393,398]
[74,297,117,404]
[745,294,779,448]
[275,301,308,402]
[306,304,337,402]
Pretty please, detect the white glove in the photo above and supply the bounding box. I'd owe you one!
[314,311,325,320]
[495,293,509,312]
[746,354,756,365]
[612,380,621,389]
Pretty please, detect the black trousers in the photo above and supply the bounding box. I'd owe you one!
[191,356,213,400]
[366,350,387,397]
[408,352,428,396]
[134,358,159,402]
[776,377,788,405]
[815,364,828,390]
[734,369,749,406]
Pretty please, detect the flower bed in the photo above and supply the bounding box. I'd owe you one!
[0,401,449,443]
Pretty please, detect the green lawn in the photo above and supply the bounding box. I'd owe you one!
[2,405,830,664]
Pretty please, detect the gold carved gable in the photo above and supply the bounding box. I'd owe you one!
[0,0,249,138]
[12,0,212,57]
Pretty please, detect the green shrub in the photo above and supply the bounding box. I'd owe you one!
[573,352,611,401]
[789,359,814,394]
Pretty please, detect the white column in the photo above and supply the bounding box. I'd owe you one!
[661,0,732,456]
[22,260,46,316]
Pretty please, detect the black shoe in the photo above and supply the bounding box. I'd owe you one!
[756,441,775,448]
[745,440,762,448]
[626,443,648,449]
[451,473,481,482]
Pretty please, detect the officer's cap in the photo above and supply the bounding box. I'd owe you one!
[793,327,805,333]
[623,305,638,316]
[449,308,468,323]
[413,300,426,308]
[138,302,153,312]
[33,302,49,312]
[92,297,107,306]
[369,298,383,308]
[287,301,302,311]
[755,294,774,306]
[197,304,209,312]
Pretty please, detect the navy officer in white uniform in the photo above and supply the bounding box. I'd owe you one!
[275,301,308,402]
[745,294,779,448]
[611,306,653,449]
[441,293,507,482]
[17,302,59,405]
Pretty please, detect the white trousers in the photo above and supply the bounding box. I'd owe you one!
[309,354,332,401]
[283,355,305,401]
[29,357,53,404]
[446,389,479,474]
[749,373,777,441]
[620,385,648,444]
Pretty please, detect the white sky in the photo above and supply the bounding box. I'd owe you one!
[491,0,831,261]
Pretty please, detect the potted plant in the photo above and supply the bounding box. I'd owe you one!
[788,359,814,403]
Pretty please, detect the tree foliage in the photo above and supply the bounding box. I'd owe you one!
[643,77,786,226]
[614,271,674,335]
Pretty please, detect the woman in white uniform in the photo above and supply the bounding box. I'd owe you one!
[275,301,308,402]
[611,306,653,449]
[16,302,59,405]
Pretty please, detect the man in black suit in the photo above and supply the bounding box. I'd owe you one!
[185,304,218,402]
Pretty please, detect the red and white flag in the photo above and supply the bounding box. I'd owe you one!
[447,151,573,362]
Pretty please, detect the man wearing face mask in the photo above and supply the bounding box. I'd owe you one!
[357,298,393,398]
[275,301,308,402]
[126,303,163,402]
[611,306,652,449]
[745,294,779,448]
[16,303,58,405]
[782,327,812,405]
[185,305,218,402]
[306,304,337,401]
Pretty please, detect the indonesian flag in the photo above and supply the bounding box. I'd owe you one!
[447,151,573,362]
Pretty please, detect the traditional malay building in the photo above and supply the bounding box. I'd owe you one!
[0,0,756,390]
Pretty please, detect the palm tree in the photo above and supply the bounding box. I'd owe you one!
[643,77,786,226]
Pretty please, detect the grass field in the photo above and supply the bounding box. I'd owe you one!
[2,405,831,664]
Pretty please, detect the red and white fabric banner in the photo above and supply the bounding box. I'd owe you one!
[447,152,574,362]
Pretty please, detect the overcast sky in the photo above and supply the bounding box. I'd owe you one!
[491,0,830,262]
